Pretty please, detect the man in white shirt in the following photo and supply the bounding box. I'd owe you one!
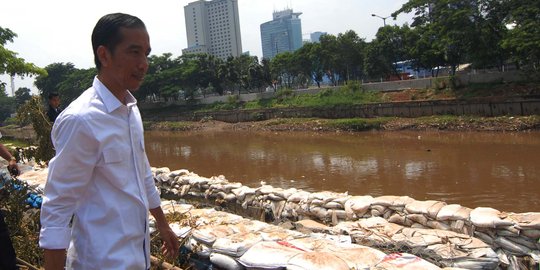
[39,13,179,270]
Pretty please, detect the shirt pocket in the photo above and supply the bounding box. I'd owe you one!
[99,146,129,187]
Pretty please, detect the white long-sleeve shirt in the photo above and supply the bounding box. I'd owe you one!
[39,77,161,270]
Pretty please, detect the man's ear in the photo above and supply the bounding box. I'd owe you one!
[97,45,110,68]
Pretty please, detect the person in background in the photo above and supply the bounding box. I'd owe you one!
[46,92,62,123]
[0,137,20,270]
[39,13,179,270]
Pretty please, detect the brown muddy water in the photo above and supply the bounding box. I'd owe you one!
[145,130,540,213]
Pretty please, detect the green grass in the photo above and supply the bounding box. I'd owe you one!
[326,117,394,131]
[228,83,384,112]
[0,138,32,148]
[145,121,195,131]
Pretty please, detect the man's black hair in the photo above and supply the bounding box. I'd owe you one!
[91,13,146,70]
[48,92,59,100]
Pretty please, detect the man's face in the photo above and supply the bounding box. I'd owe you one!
[49,96,60,108]
[103,27,151,91]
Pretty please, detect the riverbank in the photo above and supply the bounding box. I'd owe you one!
[145,115,540,133]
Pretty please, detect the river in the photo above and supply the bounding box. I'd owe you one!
[144,130,540,213]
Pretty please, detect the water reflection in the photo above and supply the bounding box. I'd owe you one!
[145,130,540,213]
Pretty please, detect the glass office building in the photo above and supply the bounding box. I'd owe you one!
[260,9,302,60]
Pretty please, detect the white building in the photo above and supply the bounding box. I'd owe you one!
[182,0,243,60]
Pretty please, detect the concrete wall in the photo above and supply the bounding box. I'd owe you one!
[138,70,533,111]
[142,99,540,123]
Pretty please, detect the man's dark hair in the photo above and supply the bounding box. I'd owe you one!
[91,13,146,70]
[48,92,59,100]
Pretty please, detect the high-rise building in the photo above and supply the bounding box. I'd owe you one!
[182,0,242,60]
[260,9,303,60]
[310,31,327,43]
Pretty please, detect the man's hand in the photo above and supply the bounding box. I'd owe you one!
[157,224,180,258]
[150,207,180,259]
[44,249,66,270]
[7,159,19,176]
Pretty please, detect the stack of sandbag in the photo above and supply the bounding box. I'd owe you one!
[470,208,540,267]
[155,201,449,270]
[151,168,540,268]
[326,216,500,269]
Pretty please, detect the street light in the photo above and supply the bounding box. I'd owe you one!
[371,13,390,26]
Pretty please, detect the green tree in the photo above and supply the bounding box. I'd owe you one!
[336,30,366,83]
[34,62,76,99]
[14,87,31,108]
[0,87,15,122]
[271,52,295,88]
[58,67,96,106]
[1,26,44,123]
[394,0,479,75]
[319,34,339,86]
[467,0,510,70]
[295,42,325,88]
[17,96,54,163]
[0,27,45,79]
[365,25,414,80]
[501,0,540,71]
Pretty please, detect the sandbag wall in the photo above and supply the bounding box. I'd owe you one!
[154,168,540,269]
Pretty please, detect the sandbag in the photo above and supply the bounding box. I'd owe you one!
[287,252,350,270]
[372,253,441,270]
[470,207,514,228]
[508,212,540,229]
[344,195,373,218]
[238,241,304,269]
[209,253,243,270]
[212,232,263,257]
[322,243,386,269]
[436,204,472,221]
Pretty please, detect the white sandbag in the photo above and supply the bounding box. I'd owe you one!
[209,253,243,270]
[392,228,443,247]
[238,241,304,269]
[373,253,441,270]
[192,225,235,245]
[470,207,514,228]
[372,195,402,206]
[344,195,373,218]
[168,223,191,238]
[295,219,330,233]
[185,238,212,258]
[259,228,303,242]
[508,212,540,229]
[274,188,297,200]
[287,190,311,203]
[287,252,350,270]
[212,232,263,257]
[436,204,472,221]
[322,243,386,269]
[405,200,443,216]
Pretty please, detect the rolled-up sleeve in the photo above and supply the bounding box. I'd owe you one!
[143,155,161,210]
[39,114,99,249]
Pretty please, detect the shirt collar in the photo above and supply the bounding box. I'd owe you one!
[93,76,138,113]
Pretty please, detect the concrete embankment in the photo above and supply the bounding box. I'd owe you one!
[18,166,540,269]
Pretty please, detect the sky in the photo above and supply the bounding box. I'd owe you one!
[1,0,413,94]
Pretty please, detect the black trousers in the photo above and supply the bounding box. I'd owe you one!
[0,210,18,270]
